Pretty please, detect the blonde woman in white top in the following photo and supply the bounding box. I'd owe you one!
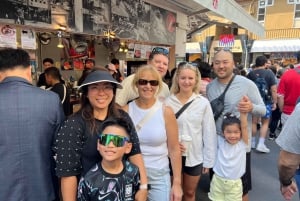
[165,62,217,201]
[123,65,182,201]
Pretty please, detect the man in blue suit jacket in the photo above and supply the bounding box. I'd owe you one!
[0,48,65,201]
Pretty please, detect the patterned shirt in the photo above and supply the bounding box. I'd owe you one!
[78,161,139,201]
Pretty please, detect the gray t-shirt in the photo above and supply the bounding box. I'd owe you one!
[276,103,300,154]
[207,75,266,151]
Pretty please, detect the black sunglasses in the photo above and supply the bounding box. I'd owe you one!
[151,47,169,56]
[137,79,159,86]
[98,134,129,147]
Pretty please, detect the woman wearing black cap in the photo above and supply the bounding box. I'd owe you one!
[53,69,148,201]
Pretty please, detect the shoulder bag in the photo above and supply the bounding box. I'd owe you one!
[210,75,235,120]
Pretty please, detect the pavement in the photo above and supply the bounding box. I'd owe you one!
[196,129,299,201]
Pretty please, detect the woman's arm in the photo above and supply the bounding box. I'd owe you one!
[129,154,148,201]
[164,106,182,201]
[61,176,78,201]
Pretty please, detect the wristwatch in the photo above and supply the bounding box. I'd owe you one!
[281,179,293,187]
[139,184,151,190]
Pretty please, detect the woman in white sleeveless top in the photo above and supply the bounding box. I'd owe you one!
[123,65,182,201]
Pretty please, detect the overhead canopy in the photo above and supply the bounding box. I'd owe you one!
[251,39,300,52]
[186,42,201,53]
[147,0,265,37]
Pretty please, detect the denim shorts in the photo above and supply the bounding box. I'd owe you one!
[146,167,171,201]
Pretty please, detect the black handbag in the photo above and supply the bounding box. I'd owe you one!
[210,75,235,120]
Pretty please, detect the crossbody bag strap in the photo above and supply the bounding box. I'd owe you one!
[175,99,195,119]
[135,101,160,131]
[219,74,235,99]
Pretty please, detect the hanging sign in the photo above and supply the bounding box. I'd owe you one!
[0,25,17,48]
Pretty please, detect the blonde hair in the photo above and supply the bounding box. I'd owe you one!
[132,64,163,95]
[170,62,201,94]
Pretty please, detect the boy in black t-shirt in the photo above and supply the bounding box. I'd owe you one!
[77,118,140,201]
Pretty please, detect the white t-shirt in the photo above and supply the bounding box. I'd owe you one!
[213,135,247,180]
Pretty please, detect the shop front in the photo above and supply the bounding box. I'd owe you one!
[250,39,300,65]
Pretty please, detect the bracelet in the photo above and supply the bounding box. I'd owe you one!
[139,184,148,190]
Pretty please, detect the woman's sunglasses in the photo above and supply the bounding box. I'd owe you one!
[137,79,159,86]
[98,134,129,147]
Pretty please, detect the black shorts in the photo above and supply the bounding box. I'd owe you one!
[241,152,252,195]
[182,156,203,176]
[169,157,203,176]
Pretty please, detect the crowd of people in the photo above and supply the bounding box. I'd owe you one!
[1,46,300,201]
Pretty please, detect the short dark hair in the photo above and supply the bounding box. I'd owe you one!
[42,58,54,64]
[0,48,30,71]
[85,58,95,65]
[111,58,119,65]
[255,56,267,67]
[99,117,132,140]
[44,67,61,80]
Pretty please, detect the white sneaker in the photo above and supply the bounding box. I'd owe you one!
[256,143,270,153]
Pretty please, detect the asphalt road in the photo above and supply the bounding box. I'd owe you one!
[196,129,299,201]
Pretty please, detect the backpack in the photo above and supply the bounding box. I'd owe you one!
[254,77,271,104]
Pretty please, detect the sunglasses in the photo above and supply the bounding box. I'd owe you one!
[98,134,129,147]
[151,47,169,56]
[137,79,159,86]
[214,47,232,53]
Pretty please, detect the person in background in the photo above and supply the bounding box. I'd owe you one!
[37,57,54,88]
[116,47,170,106]
[195,61,212,97]
[53,69,148,201]
[247,56,277,152]
[209,112,248,201]
[45,67,71,116]
[276,103,300,201]
[123,65,182,201]
[77,117,140,200]
[277,51,300,126]
[0,48,64,201]
[111,58,124,82]
[84,58,95,70]
[207,49,266,201]
[105,63,118,78]
[165,62,217,201]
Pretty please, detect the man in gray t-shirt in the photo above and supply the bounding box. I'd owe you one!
[207,49,266,201]
[276,103,300,200]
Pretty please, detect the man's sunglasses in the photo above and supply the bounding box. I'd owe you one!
[137,79,159,86]
[214,47,232,53]
[151,47,169,56]
[98,134,129,147]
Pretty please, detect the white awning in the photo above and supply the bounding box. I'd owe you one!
[147,0,265,37]
[192,0,265,37]
[186,42,201,53]
[251,39,300,52]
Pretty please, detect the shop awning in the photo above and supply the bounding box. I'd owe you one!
[186,42,202,53]
[148,0,265,37]
[251,39,300,52]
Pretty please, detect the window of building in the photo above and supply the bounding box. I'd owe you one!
[267,0,274,6]
[258,0,266,23]
[288,0,300,4]
[294,3,300,27]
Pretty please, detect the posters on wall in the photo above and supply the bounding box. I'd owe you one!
[21,28,36,49]
[0,0,176,45]
[0,24,17,48]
